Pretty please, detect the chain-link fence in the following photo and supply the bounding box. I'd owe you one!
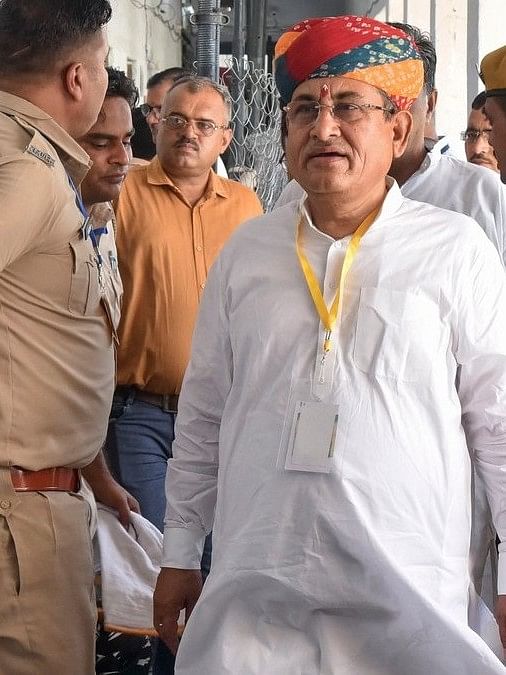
[221,56,288,211]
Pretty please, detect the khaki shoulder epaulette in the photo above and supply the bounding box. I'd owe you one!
[9,116,57,169]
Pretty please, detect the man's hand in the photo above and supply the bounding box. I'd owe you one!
[496,594,506,648]
[153,567,203,655]
[82,450,140,527]
[91,478,140,527]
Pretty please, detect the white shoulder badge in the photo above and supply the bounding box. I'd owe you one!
[26,144,56,168]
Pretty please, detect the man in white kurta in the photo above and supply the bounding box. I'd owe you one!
[154,16,506,674]
[276,25,506,266]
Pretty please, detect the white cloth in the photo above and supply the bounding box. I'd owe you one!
[163,182,506,674]
[95,505,162,629]
[430,134,467,161]
[275,152,506,266]
[401,150,506,264]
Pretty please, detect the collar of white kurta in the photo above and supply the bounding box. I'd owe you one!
[300,176,403,240]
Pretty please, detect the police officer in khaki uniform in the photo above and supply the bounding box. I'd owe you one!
[0,2,137,673]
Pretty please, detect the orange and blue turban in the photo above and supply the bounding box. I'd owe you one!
[274,16,424,110]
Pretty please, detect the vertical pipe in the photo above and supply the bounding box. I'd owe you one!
[194,0,222,82]
[246,0,267,71]
[231,0,246,172]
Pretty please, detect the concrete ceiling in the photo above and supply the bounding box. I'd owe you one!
[265,1,384,40]
[217,0,388,50]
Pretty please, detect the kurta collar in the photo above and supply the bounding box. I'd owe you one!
[300,176,404,240]
[146,155,230,199]
[0,90,91,183]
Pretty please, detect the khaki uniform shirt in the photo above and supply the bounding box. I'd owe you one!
[115,157,263,395]
[0,92,120,470]
[88,202,123,331]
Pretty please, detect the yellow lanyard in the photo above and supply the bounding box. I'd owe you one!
[296,207,379,359]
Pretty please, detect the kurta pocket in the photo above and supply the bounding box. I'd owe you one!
[353,287,439,383]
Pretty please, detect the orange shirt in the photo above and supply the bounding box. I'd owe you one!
[115,157,263,394]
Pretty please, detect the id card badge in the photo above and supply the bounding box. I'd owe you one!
[284,400,339,473]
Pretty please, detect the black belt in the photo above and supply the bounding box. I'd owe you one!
[116,386,178,412]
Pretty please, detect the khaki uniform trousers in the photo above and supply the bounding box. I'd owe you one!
[0,467,96,675]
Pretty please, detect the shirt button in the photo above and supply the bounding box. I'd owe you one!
[196,246,203,252]
[333,241,342,248]
[200,282,206,289]
[0,499,11,509]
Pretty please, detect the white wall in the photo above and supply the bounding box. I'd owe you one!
[372,0,506,140]
[106,0,183,98]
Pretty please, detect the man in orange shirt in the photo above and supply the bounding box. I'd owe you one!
[106,74,262,674]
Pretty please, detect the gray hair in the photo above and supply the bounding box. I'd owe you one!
[167,75,233,122]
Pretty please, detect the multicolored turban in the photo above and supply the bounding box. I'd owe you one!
[480,45,506,98]
[274,15,424,110]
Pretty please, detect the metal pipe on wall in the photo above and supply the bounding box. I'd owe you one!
[246,0,267,71]
[192,0,228,81]
[231,0,246,166]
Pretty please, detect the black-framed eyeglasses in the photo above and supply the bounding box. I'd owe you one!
[283,101,396,127]
[161,113,229,137]
[460,128,492,143]
[140,103,162,119]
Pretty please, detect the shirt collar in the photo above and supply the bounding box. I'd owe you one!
[89,202,114,229]
[146,155,230,199]
[0,90,91,183]
[300,176,403,239]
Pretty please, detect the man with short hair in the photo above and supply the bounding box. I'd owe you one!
[481,46,506,184]
[154,17,506,674]
[462,91,499,172]
[78,69,137,493]
[79,66,138,209]
[0,1,124,673]
[387,23,506,264]
[108,75,262,532]
[107,74,262,674]
[140,67,190,143]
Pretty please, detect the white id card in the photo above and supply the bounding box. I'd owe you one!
[284,400,339,473]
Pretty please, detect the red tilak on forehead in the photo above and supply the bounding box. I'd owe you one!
[319,83,330,99]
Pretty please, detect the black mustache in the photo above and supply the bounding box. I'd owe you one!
[175,139,199,151]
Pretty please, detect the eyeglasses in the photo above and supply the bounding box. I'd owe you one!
[160,113,229,137]
[283,101,396,127]
[140,103,162,119]
[460,129,492,143]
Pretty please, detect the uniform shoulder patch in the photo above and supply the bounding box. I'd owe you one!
[26,144,55,168]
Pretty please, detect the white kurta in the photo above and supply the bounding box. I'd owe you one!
[276,152,506,265]
[163,182,506,674]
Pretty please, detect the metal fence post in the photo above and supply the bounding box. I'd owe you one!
[191,0,228,82]
[230,0,247,175]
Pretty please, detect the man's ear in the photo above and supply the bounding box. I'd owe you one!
[426,88,438,121]
[391,110,413,159]
[220,127,233,154]
[63,62,85,103]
